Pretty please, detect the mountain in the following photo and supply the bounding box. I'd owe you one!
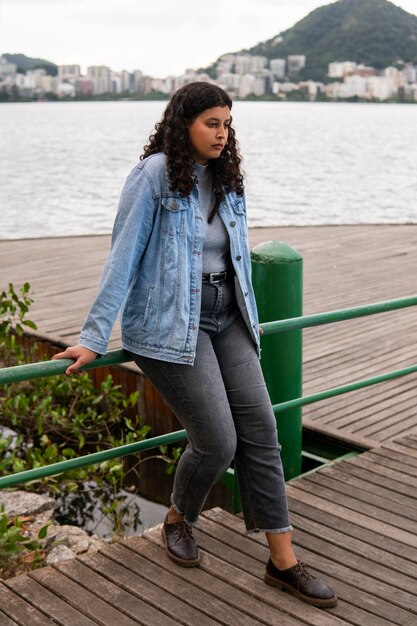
[4,1,417,84]
[224,0,417,81]
[3,53,57,76]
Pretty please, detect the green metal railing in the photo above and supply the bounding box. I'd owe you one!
[262,294,417,411]
[1,293,417,491]
[260,294,417,335]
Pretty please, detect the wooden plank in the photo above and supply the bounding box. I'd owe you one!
[343,454,417,488]
[382,438,417,459]
[199,509,402,626]
[303,333,417,386]
[304,375,417,424]
[0,610,19,626]
[3,226,417,448]
[302,362,417,403]
[293,474,417,535]
[0,583,55,625]
[202,507,417,624]
[355,413,417,441]
[288,509,417,580]
[141,526,350,626]
[338,455,417,495]
[30,566,138,626]
[77,550,224,626]
[54,558,178,626]
[365,446,417,470]
[319,381,417,428]
[5,575,97,626]
[287,495,417,563]
[198,514,384,624]
[303,470,417,522]
[101,540,270,626]
[292,524,417,595]
[303,377,417,422]
[308,398,417,431]
[317,463,417,513]
[195,514,268,562]
[397,435,417,449]
[287,543,417,625]
[285,483,417,549]
[302,418,376,451]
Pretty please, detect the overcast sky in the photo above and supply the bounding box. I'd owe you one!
[1,0,416,77]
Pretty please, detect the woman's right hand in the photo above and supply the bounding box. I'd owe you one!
[52,345,98,376]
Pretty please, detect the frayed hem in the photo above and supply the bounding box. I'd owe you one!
[184,518,198,527]
[170,495,198,527]
[169,496,184,516]
[246,525,293,535]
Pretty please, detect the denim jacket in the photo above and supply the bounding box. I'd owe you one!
[79,153,260,365]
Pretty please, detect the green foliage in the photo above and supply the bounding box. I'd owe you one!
[0,504,49,568]
[2,53,57,76]
[158,444,183,476]
[283,89,310,102]
[0,282,169,540]
[0,282,37,364]
[0,371,151,535]
[224,0,417,82]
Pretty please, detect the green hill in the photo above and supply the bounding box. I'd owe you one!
[226,0,417,81]
[3,53,57,76]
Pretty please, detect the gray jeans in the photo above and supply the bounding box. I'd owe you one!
[130,277,292,533]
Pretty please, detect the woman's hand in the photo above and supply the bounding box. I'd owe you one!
[52,345,98,376]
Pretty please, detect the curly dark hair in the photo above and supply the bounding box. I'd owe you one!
[141,82,244,222]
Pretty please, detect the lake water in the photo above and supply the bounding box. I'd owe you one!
[1,100,417,239]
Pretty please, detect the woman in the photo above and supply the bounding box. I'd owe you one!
[54,82,337,608]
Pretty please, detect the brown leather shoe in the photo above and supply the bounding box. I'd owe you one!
[162,516,200,567]
[264,558,337,608]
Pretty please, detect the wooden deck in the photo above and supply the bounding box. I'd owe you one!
[1,225,417,448]
[1,433,417,625]
[2,226,417,624]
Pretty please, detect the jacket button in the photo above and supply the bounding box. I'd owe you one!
[230,221,236,227]
[236,255,242,261]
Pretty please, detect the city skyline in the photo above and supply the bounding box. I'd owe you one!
[3,49,416,103]
[1,0,417,78]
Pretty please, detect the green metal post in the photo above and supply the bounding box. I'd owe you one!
[251,241,303,480]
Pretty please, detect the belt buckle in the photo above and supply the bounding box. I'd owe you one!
[210,271,225,284]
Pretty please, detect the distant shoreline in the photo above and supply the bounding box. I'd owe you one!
[1,94,417,105]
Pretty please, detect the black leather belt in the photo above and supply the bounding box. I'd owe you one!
[202,271,228,284]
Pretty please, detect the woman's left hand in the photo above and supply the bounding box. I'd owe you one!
[52,345,98,375]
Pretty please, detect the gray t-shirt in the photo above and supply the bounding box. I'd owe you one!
[194,162,230,273]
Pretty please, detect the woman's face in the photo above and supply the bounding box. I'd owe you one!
[187,106,231,164]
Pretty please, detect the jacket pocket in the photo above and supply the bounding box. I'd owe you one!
[140,286,154,331]
[161,195,188,237]
[232,198,246,215]
[231,198,247,238]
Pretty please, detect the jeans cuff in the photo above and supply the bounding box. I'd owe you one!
[246,524,293,534]
[170,495,184,516]
[170,495,199,526]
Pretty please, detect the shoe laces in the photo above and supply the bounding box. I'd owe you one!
[297,561,312,580]
[174,522,193,543]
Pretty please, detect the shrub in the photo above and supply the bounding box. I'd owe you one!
[0,283,152,537]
